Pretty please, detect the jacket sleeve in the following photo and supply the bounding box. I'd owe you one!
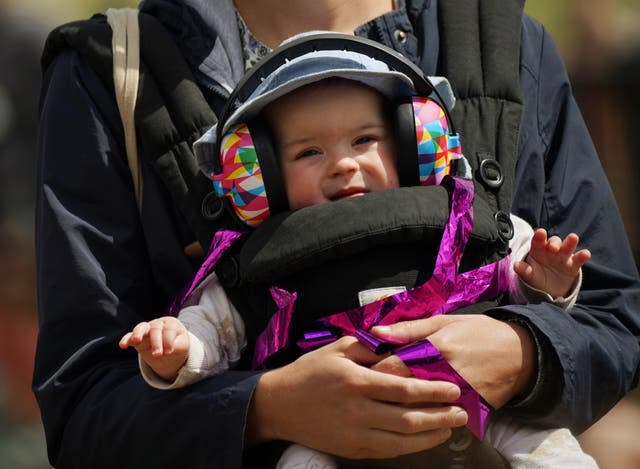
[34,50,260,468]
[489,17,640,433]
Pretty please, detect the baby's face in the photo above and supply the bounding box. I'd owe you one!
[268,79,399,209]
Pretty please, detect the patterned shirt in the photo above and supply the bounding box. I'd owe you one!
[235,10,272,71]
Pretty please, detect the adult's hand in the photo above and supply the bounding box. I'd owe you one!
[245,336,468,459]
[371,315,537,409]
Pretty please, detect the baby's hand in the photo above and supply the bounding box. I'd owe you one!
[513,229,591,299]
[119,316,190,381]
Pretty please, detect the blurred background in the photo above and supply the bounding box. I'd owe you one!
[0,0,638,467]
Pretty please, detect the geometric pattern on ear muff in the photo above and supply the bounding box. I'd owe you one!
[412,97,462,186]
[211,123,271,227]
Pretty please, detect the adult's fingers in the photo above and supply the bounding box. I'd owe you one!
[359,399,467,435]
[337,336,461,403]
[340,427,454,460]
[371,353,414,377]
[370,315,466,344]
[360,368,461,404]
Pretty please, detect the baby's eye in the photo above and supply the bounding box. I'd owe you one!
[296,148,321,159]
[353,135,376,146]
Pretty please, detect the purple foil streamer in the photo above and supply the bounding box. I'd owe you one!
[167,229,243,317]
[296,333,339,352]
[252,286,297,369]
[395,339,491,440]
[355,329,396,355]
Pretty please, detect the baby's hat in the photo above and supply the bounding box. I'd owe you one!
[195,31,455,175]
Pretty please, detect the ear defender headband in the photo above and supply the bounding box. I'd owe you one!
[208,32,462,227]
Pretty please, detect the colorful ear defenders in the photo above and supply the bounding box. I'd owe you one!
[210,32,462,227]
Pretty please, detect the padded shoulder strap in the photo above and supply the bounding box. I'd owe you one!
[438,0,524,248]
[42,11,222,251]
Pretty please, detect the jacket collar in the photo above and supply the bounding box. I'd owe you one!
[140,0,436,94]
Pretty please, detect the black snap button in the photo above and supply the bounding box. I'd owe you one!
[201,192,224,221]
[479,159,504,189]
[394,29,408,44]
[494,210,514,242]
[217,256,239,288]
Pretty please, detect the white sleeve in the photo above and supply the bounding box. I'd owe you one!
[140,272,247,390]
[485,416,598,468]
[508,214,581,310]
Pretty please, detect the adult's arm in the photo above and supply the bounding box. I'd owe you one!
[34,50,261,468]
[493,16,640,432]
[470,17,640,433]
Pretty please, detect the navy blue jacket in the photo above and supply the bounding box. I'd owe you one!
[34,0,640,467]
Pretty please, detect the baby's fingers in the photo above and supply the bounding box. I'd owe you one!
[571,249,591,269]
[161,327,179,354]
[558,233,580,258]
[545,235,563,253]
[513,260,534,283]
[149,322,167,356]
[530,229,548,252]
[126,322,151,345]
[118,332,133,349]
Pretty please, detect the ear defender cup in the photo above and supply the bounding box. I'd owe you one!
[209,32,462,227]
[212,118,288,227]
[412,97,462,186]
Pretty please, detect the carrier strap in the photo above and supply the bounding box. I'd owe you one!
[439,0,524,248]
[42,11,221,250]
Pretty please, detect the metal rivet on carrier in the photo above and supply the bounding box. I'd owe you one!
[494,210,515,242]
[479,158,504,189]
[201,192,224,221]
[394,29,408,44]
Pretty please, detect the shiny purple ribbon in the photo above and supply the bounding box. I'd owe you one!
[252,177,511,440]
[252,287,297,369]
[167,229,244,317]
[395,339,491,440]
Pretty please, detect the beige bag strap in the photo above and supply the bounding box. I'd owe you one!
[106,8,143,212]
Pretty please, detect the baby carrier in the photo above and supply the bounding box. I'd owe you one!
[41,1,524,466]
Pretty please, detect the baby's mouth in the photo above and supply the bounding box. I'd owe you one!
[329,188,368,201]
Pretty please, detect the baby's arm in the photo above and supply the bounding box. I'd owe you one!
[120,272,246,390]
[513,228,591,300]
[119,316,189,382]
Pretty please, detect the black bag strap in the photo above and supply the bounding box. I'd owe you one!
[42,11,222,251]
[439,0,525,250]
